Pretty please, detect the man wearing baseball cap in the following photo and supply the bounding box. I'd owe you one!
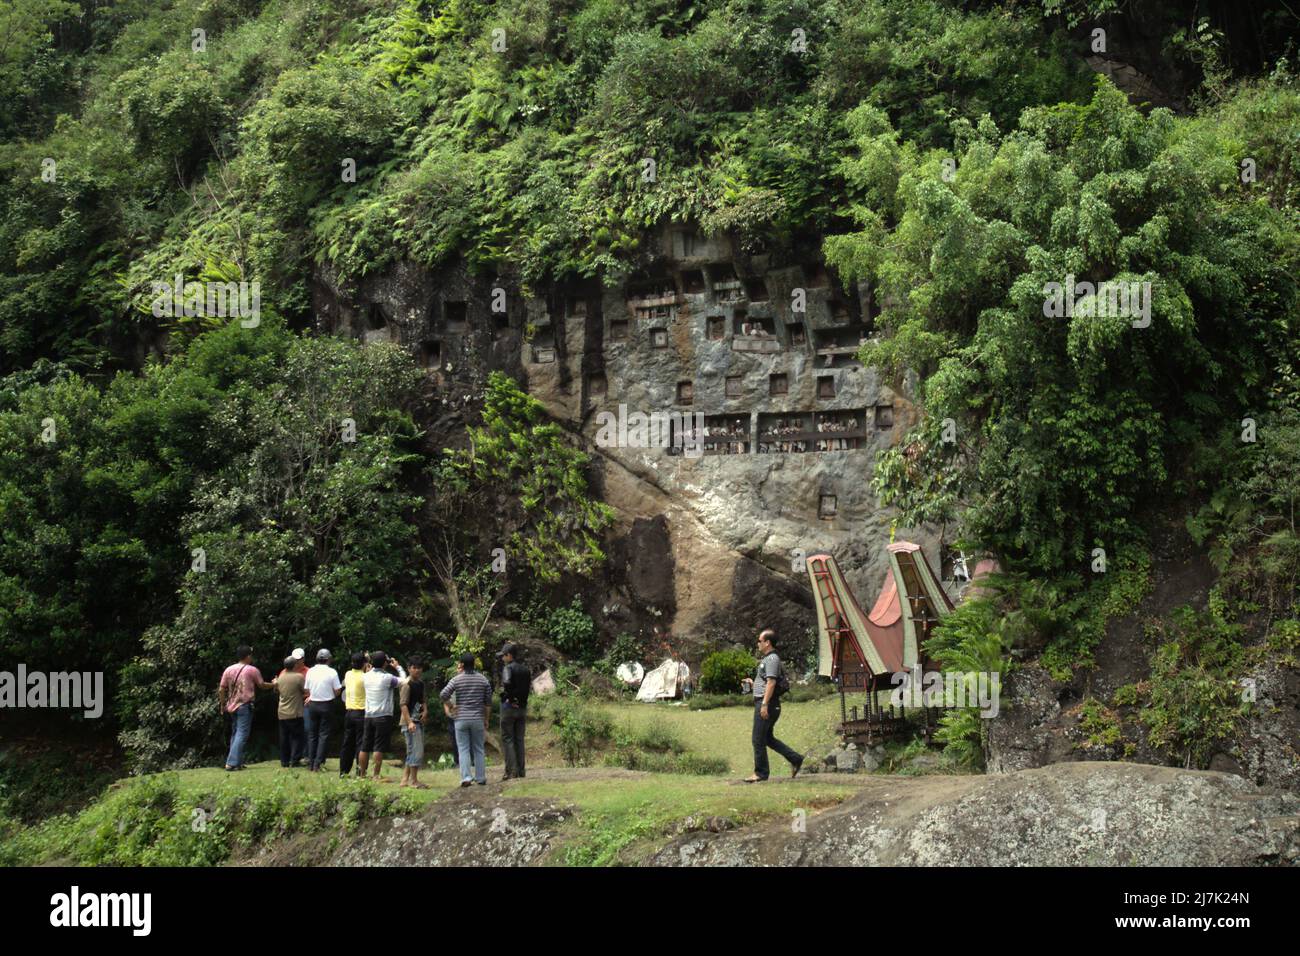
[303,649,342,772]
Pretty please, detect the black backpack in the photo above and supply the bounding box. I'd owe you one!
[774,660,791,698]
[503,661,532,707]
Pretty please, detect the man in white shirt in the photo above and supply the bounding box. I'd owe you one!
[303,649,342,772]
[358,651,406,779]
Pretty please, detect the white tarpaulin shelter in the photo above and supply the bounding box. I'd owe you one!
[635,658,680,702]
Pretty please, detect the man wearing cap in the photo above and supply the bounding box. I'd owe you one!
[273,656,308,768]
[496,642,530,781]
[303,649,343,772]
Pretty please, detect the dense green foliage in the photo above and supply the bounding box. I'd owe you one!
[424,373,612,649]
[0,0,1100,375]
[117,325,429,768]
[699,648,755,694]
[0,323,618,767]
[925,595,1014,767]
[0,769,427,866]
[2,0,1300,782]
[1139,605,1248,767]
[1189,405,1300,616]
[835,77,1300,576]
[0,318,427,766]
[545,694,615,766]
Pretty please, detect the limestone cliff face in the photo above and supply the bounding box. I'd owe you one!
[313,224,951,656]
[649,762,1300,867]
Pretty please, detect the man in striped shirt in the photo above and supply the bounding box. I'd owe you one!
[440,653,492,787]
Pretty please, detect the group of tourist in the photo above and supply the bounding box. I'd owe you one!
[216,642,532,788]
[217,628,802,786]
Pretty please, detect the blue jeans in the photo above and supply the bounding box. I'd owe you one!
[454,719,486,783]
[304,701,333,770]
[403,724,425,767]
[226,703,253,768]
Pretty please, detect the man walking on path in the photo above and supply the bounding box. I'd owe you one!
[440,652,492,787]
[217,646,273,771]
[742,629,803,782]
[358,652,405,780]
[339,651,369,777]
[274,656,307,767]
[496,642,530,780]
[304,649,342,772]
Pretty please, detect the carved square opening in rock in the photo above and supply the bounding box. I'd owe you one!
[733,312,774,337]
[707,316,726,340]
[744,278,769,302]
[680,269,706,294]
[709,262,737,281]
[609,319,629,342]
[874,404,895,429]
[817,375,836,399]
[803,262,831,288]
[676,380,694,405]
[493,311,510,333]
[819,494,838,519]
[725,375,744,398]
[787,322,806,347]
[366,303,388,331]
[444,300,468,332]
[814,409,866,451]
[419,340,441,369]
[769,373,788,396]
[758,411,813,453]
[650,327,669,349]
[588,372,607,398]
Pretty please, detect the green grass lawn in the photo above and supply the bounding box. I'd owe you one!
[0,695,860,867]
[508,772,862,864]
[586,695,845,774]
[170,760,460,806]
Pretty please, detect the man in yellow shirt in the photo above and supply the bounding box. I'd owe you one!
[338,651,369,778]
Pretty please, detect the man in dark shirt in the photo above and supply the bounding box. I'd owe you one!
[496,642,531,781]
[399,659,428,789]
